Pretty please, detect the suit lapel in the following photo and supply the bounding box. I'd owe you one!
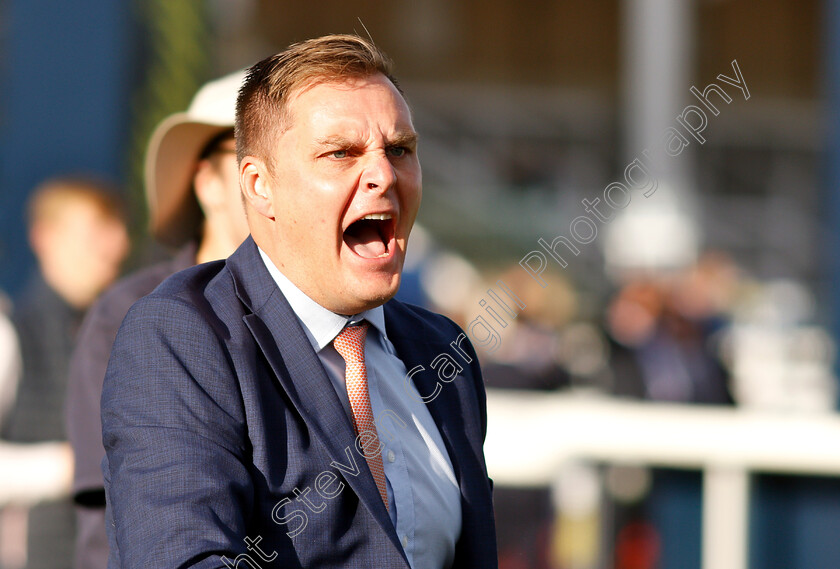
[226,239,404,557]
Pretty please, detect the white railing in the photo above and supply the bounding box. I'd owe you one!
[484,389,840,569]
[0,442,72,506]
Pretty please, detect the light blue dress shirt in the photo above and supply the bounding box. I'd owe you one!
[258,248,462,569]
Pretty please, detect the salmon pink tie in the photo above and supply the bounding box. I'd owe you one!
[333,322,389,511]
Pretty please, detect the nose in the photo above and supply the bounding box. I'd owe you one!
[361,152,397,192]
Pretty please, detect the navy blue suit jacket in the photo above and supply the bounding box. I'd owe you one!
[101,237,497,568]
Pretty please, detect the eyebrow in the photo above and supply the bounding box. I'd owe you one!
[388,131,419,149]
[314,131,419,150]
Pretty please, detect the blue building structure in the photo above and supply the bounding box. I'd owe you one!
[0,0,134,297]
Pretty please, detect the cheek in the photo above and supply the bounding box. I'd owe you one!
[399,162,422,198]
[85,238,120,268]
[277,195,334,253]
[273,165,356,245]
[309,181,351,228]
[400,182,422,222]
[105,227,129,260]
[65,224,98,259]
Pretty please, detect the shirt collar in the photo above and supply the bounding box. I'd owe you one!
[257,247,387,351]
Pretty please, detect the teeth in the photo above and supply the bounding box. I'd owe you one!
[361,213,392,221]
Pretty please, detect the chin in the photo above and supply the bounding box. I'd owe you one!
[358,289,398,311]
[345,277,401,314]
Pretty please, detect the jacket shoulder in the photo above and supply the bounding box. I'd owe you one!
[148,259,228,301]
[384,299,466,342]
[116,259,239,348]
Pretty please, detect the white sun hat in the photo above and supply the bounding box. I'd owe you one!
[144,69,245,248]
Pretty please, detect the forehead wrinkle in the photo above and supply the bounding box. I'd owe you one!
[290,86,418,156]
[315,123,419,146]
[313,128,417,149]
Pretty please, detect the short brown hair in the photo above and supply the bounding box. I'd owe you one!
[235,34,401,169]
[27,176,126,229]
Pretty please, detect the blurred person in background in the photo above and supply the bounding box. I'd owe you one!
[602,251,737,569]
[480,265,575,569]
[1,177,128,569]
[0,292,21,430]
[481,265,575,393]
[605,252,734,405]
[64,70,248,569]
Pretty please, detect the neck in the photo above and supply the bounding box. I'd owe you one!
[196,221,240,264]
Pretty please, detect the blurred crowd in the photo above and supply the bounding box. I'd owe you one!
[0,70,246,569]
[0,70,835,569]
[400,230,836,569]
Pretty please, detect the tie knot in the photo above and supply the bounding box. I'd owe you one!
[333,322,369,364]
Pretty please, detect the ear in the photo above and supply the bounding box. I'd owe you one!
[240,156,275,221]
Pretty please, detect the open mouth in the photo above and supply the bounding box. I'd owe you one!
[343,213,395,259]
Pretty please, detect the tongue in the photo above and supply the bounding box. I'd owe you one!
[344,221,387,258]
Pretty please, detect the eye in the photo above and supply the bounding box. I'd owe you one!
[330,149,348,159]
[387,146,407,158]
